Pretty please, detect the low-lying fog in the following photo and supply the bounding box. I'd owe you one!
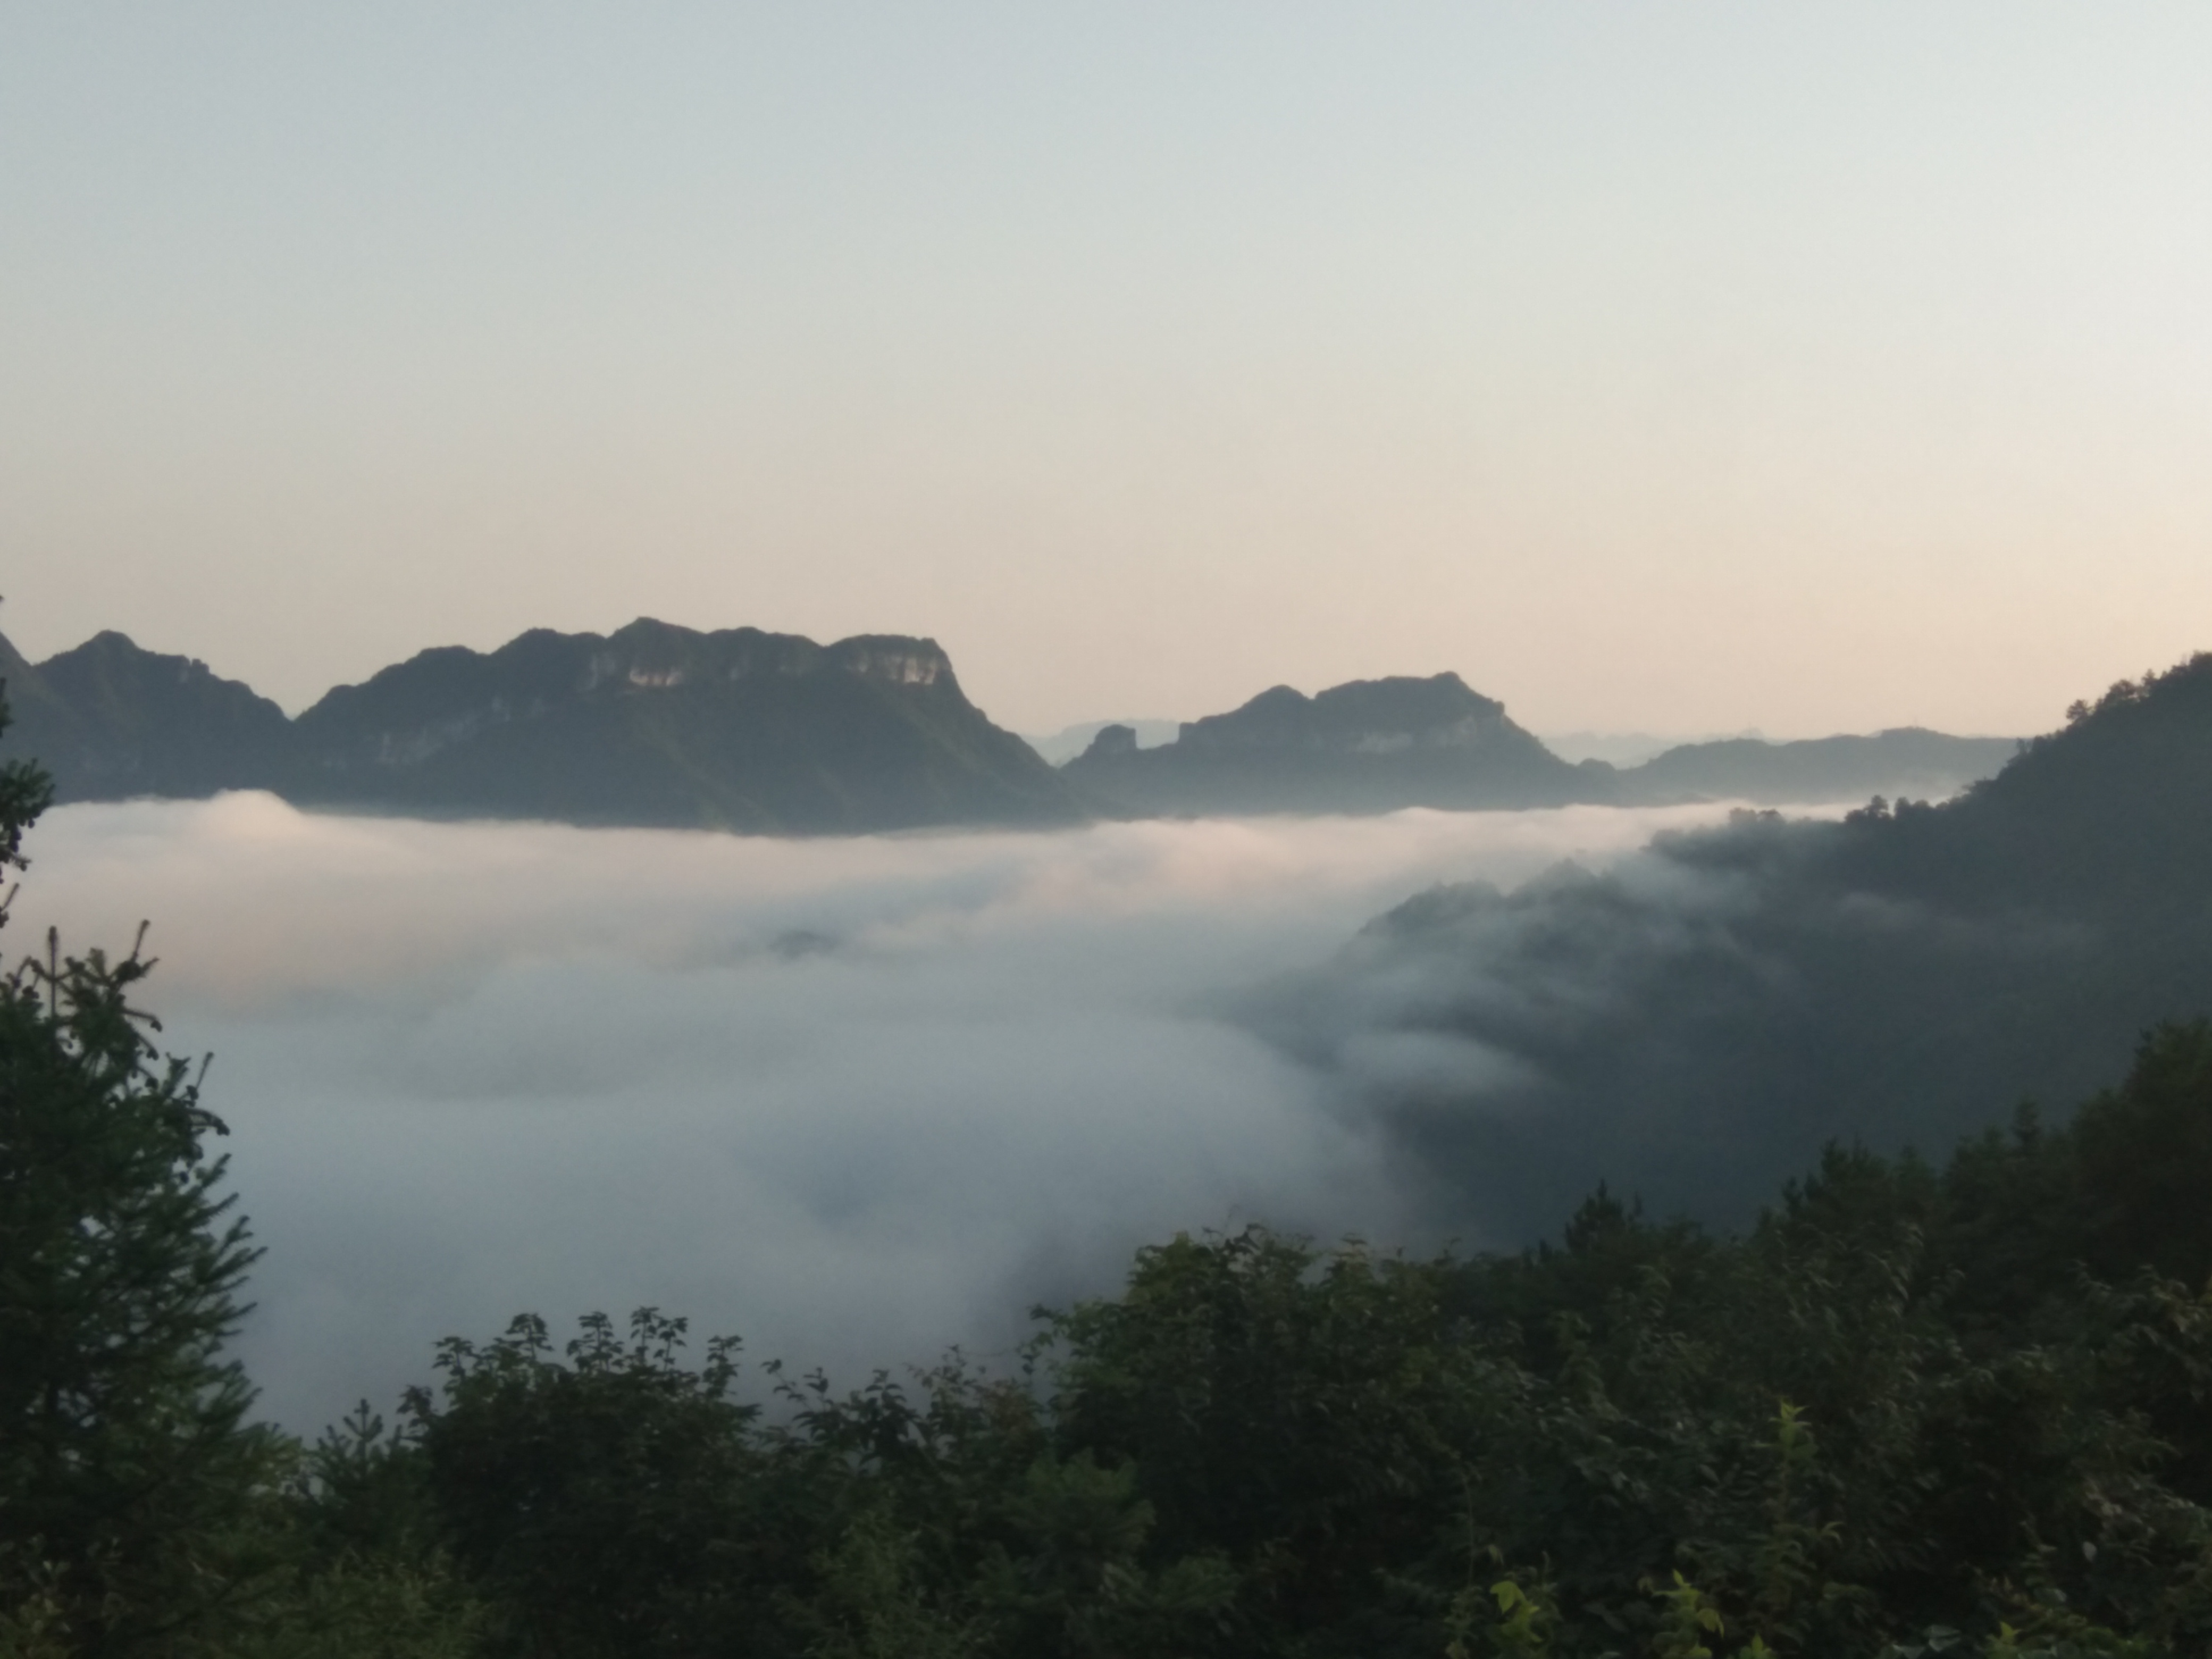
[14,794,1772,1433]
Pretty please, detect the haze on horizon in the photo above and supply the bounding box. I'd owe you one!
[4,4,2209,738]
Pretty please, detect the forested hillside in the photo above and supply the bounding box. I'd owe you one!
[1263,655,2212,1243]
[260,1054,2212,1659]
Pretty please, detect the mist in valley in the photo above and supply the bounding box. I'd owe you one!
[10,792,1773,1433]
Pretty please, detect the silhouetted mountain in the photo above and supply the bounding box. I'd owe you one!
[0,621,2039,833]
[1617,726,2018,805]
[1542,728,1730,766]
[290,619,1082,833]
[1063,672,1595,816]
[0,621,1083,835]
[0,629,69,738]
[0,630,298,800]
[1023,718,1182,766]
[1058,674,2011,818]
[1258,653,2212,1244]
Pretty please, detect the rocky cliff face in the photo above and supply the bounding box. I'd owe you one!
[0,621,1082,835]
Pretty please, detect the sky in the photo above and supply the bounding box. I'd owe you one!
[4,4,2210,738]
[10,792,1755,1431]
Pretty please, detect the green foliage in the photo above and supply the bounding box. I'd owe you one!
[1647,1571,1725,1658]
[398,1308,768,1657]
[242,1404,488,1659]
[0,683,283,1655]
[795,1503,982,1659]
[2071,1023,2212,1289]
[0,669,52,877]
[972,1449,1238,1658]
[0,1553,71,1659]
[1,676,486,1658]
[1444,1573,1557,1658]
[222,1546,485,1659]
[970,1018,2212,1657]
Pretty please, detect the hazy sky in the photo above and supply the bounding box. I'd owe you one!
[5,5,2209,736]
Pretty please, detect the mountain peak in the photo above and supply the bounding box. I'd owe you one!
[0,629,295,798]
[1179,671,1514,755]
[286,621,1065,832]
[1068,668,1575,816]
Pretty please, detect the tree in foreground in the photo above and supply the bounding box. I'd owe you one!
[0,681,273,1655]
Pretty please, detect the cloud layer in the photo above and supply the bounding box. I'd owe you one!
[11,793,1740,1432]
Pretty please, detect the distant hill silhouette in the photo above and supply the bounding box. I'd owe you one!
[0,621,1083,835]
[0,631,298,801]
[0,622,2025,831]
[1615,727,2018,805]
[1062,672,1596,815]
[1256,653,2212,1243]
[1060,671,2015,817]
[1024,718,1182,766]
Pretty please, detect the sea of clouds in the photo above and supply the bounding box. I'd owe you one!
[11,792,1756,1433]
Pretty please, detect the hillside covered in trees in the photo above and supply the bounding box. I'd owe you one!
[1260,655,2212,1244]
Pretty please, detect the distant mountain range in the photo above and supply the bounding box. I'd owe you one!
[0,621,2020,832]
[1610,727,2020,805]
[1023,718,1182,767]
[1062,674,1595,814]
[1061,676,2016,816]
[0,621,1082,834]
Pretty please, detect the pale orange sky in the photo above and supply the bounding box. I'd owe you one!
[4,4,2209,738]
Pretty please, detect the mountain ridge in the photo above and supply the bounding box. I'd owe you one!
[1618,724,2020,804]
[1061,672,2016,816]
[1,620,2027,830]
[0,619,1083,835]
